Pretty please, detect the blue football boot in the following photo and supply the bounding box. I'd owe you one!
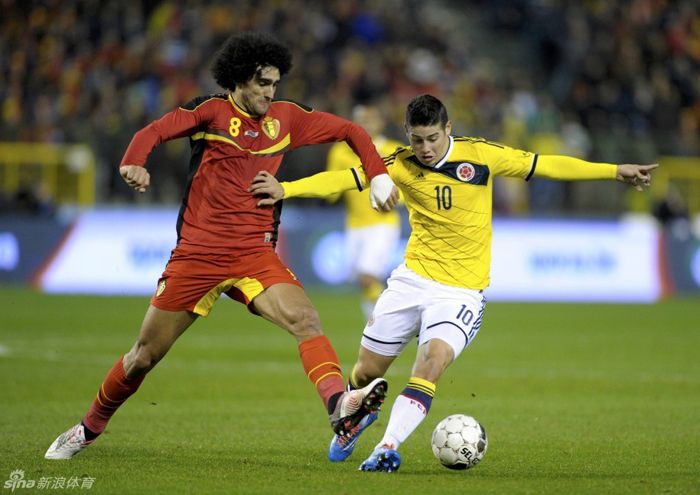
[358,446,402,473]
[328,411,378,462]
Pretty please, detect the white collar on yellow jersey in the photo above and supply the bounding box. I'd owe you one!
[432,135,454,170]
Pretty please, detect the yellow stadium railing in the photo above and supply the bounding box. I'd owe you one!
[0,142,95,206]
[655,156,700,215]
[624,156,699,215]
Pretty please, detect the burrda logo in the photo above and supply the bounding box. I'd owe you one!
[4,471,34,492]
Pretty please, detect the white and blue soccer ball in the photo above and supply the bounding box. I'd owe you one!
[431,414,487,470]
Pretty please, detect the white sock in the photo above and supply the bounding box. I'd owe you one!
[376,394,427,450]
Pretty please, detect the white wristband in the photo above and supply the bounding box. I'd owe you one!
[369,173,395,209]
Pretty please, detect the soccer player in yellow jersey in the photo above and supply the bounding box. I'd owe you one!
[326,104,404,319]
[250,94,657,472]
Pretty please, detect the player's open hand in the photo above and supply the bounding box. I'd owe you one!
[369,173,400,212]
[250,171,285,207]
[120,165,150,193]
[615,163,659,192]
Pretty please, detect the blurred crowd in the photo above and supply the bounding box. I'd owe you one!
[511,0,700,154]
[0,0,698,210]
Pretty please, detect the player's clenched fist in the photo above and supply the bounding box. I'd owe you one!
[120,165,150,193]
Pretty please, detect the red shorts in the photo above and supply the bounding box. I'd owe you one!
[150,250,303,317]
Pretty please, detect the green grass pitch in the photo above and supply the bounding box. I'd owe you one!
[0,286,698,494]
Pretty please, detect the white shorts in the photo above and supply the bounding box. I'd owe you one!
[347,223,400,280]
[361,264,486,360]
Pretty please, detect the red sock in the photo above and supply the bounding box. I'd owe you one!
[82,356,145,435]
[299,335,345,412]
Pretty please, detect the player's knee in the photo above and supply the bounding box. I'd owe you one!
[284,305,322,338]
[414,344,454,383]
[352,365,381,387]
[124,342,163,377]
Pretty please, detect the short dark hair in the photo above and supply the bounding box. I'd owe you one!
[405,94,449,128]
[211,32,293,91]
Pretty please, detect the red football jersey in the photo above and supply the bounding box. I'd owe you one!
[121,94,388,254]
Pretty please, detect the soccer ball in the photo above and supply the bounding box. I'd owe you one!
[431,414,487,470]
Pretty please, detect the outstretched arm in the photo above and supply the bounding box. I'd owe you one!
[250,169,368,207]
[118,97,215,195]
[291,109,399,210]
[533,156,658,192]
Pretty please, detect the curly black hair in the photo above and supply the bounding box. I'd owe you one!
[211,32,293,91]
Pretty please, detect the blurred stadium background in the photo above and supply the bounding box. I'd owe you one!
[2,5,698,492]
[1,0,699,299]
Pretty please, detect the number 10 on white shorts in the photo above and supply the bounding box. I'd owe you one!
[361,264,486,360]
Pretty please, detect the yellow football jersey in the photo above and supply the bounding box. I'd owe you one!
[371,136,541,289]
[326,136,404,228]
[283,135,616,290]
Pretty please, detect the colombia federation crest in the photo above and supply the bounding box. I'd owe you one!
[456,163,476,182]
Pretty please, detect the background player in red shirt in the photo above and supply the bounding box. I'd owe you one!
[45,32,400,460]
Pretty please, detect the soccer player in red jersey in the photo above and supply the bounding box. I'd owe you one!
[45,32,399,460]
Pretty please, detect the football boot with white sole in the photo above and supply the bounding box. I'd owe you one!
[329,378,387,436]
[45,424,94,460]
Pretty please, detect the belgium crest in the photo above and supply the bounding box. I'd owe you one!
[262,117,280,140]
[156,279,167,297]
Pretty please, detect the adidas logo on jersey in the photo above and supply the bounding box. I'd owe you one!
[414,172,426,180]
